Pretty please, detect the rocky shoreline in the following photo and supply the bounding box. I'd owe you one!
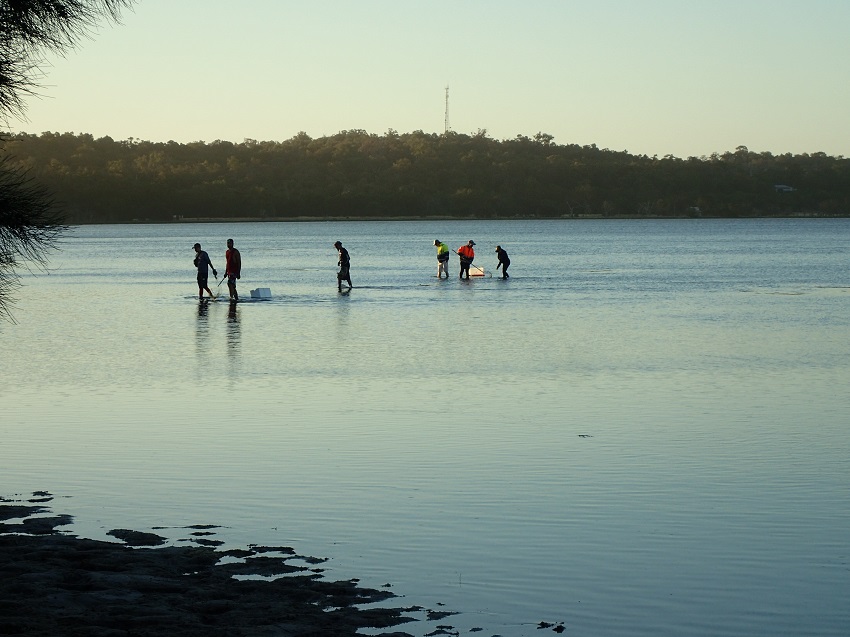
[1,493,450,636]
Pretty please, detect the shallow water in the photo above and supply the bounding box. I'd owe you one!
[3,219,850,636]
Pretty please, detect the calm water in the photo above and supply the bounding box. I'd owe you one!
[2,219,850,636]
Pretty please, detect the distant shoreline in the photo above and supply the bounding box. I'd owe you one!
[100,212,850,225]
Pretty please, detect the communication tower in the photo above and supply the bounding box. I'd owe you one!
[444,85,450,134]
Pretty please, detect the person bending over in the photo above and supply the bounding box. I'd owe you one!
[434,239,450,278]
[334,241,352,291]
[495,245,510,279]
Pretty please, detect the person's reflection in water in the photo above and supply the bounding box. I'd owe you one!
[196,299,210,360]
[226,299,241,371]
[335,287,351,337]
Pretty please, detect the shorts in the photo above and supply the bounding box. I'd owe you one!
[437,255,449,263]
[197,274,208,287]
[337,265,350,279]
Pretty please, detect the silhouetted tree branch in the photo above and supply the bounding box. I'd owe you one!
[0,0,133,319]
[0,150,65,320]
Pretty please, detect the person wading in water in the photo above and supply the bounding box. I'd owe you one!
[457,240,475,280]
[495,245,510,279]
[434,239,450,279]
[224,238,242,301]
[193,243,217,299]
[334,241,352,291]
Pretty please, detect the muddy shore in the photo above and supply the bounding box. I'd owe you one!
[0,493,453,637]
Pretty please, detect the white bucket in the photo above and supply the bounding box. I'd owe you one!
[250,287,272,299]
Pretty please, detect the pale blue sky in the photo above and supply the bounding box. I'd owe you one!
[14,0,850,158]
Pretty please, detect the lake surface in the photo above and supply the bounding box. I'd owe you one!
[2,218,850,636]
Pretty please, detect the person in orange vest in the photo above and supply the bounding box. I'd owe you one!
[457,240,475,279]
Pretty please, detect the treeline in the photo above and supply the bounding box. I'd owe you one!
[4,130,850,223]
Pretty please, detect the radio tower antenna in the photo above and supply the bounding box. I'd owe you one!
[444,85,450,134]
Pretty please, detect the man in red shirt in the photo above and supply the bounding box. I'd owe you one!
[225,238,242,301]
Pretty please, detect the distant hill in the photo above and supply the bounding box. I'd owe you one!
[5,131,849,223]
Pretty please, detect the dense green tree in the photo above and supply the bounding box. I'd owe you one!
[5,130,849,226]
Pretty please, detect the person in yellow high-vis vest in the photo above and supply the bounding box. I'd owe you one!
[434,239,450,278]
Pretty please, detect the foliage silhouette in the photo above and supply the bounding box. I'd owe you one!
[5,131,849,225]
[0,0,133,320]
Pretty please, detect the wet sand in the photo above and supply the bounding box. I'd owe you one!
[0,493,442,636]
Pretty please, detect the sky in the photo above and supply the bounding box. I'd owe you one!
[12,0,850,158]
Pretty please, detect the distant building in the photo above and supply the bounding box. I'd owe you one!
[774,184,797,193]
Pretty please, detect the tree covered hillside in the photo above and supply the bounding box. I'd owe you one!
[5,130,849,223]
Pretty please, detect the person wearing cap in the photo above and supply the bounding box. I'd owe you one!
[334,241,352,291]
[457,240,475,279]
[434,239,450,278]
[495,245,510,279]
[192,242,217,299]
[224,238,242,301]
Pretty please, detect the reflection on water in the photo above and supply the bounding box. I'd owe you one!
[335,288,351,334]
[3,219,850,637]
[226,300,241,373]
[195,298,243,375]
[195,299,210,363]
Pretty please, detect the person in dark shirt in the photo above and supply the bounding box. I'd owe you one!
[495,245,510,279]
[193,242,217,299]
[334,241,352,291]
